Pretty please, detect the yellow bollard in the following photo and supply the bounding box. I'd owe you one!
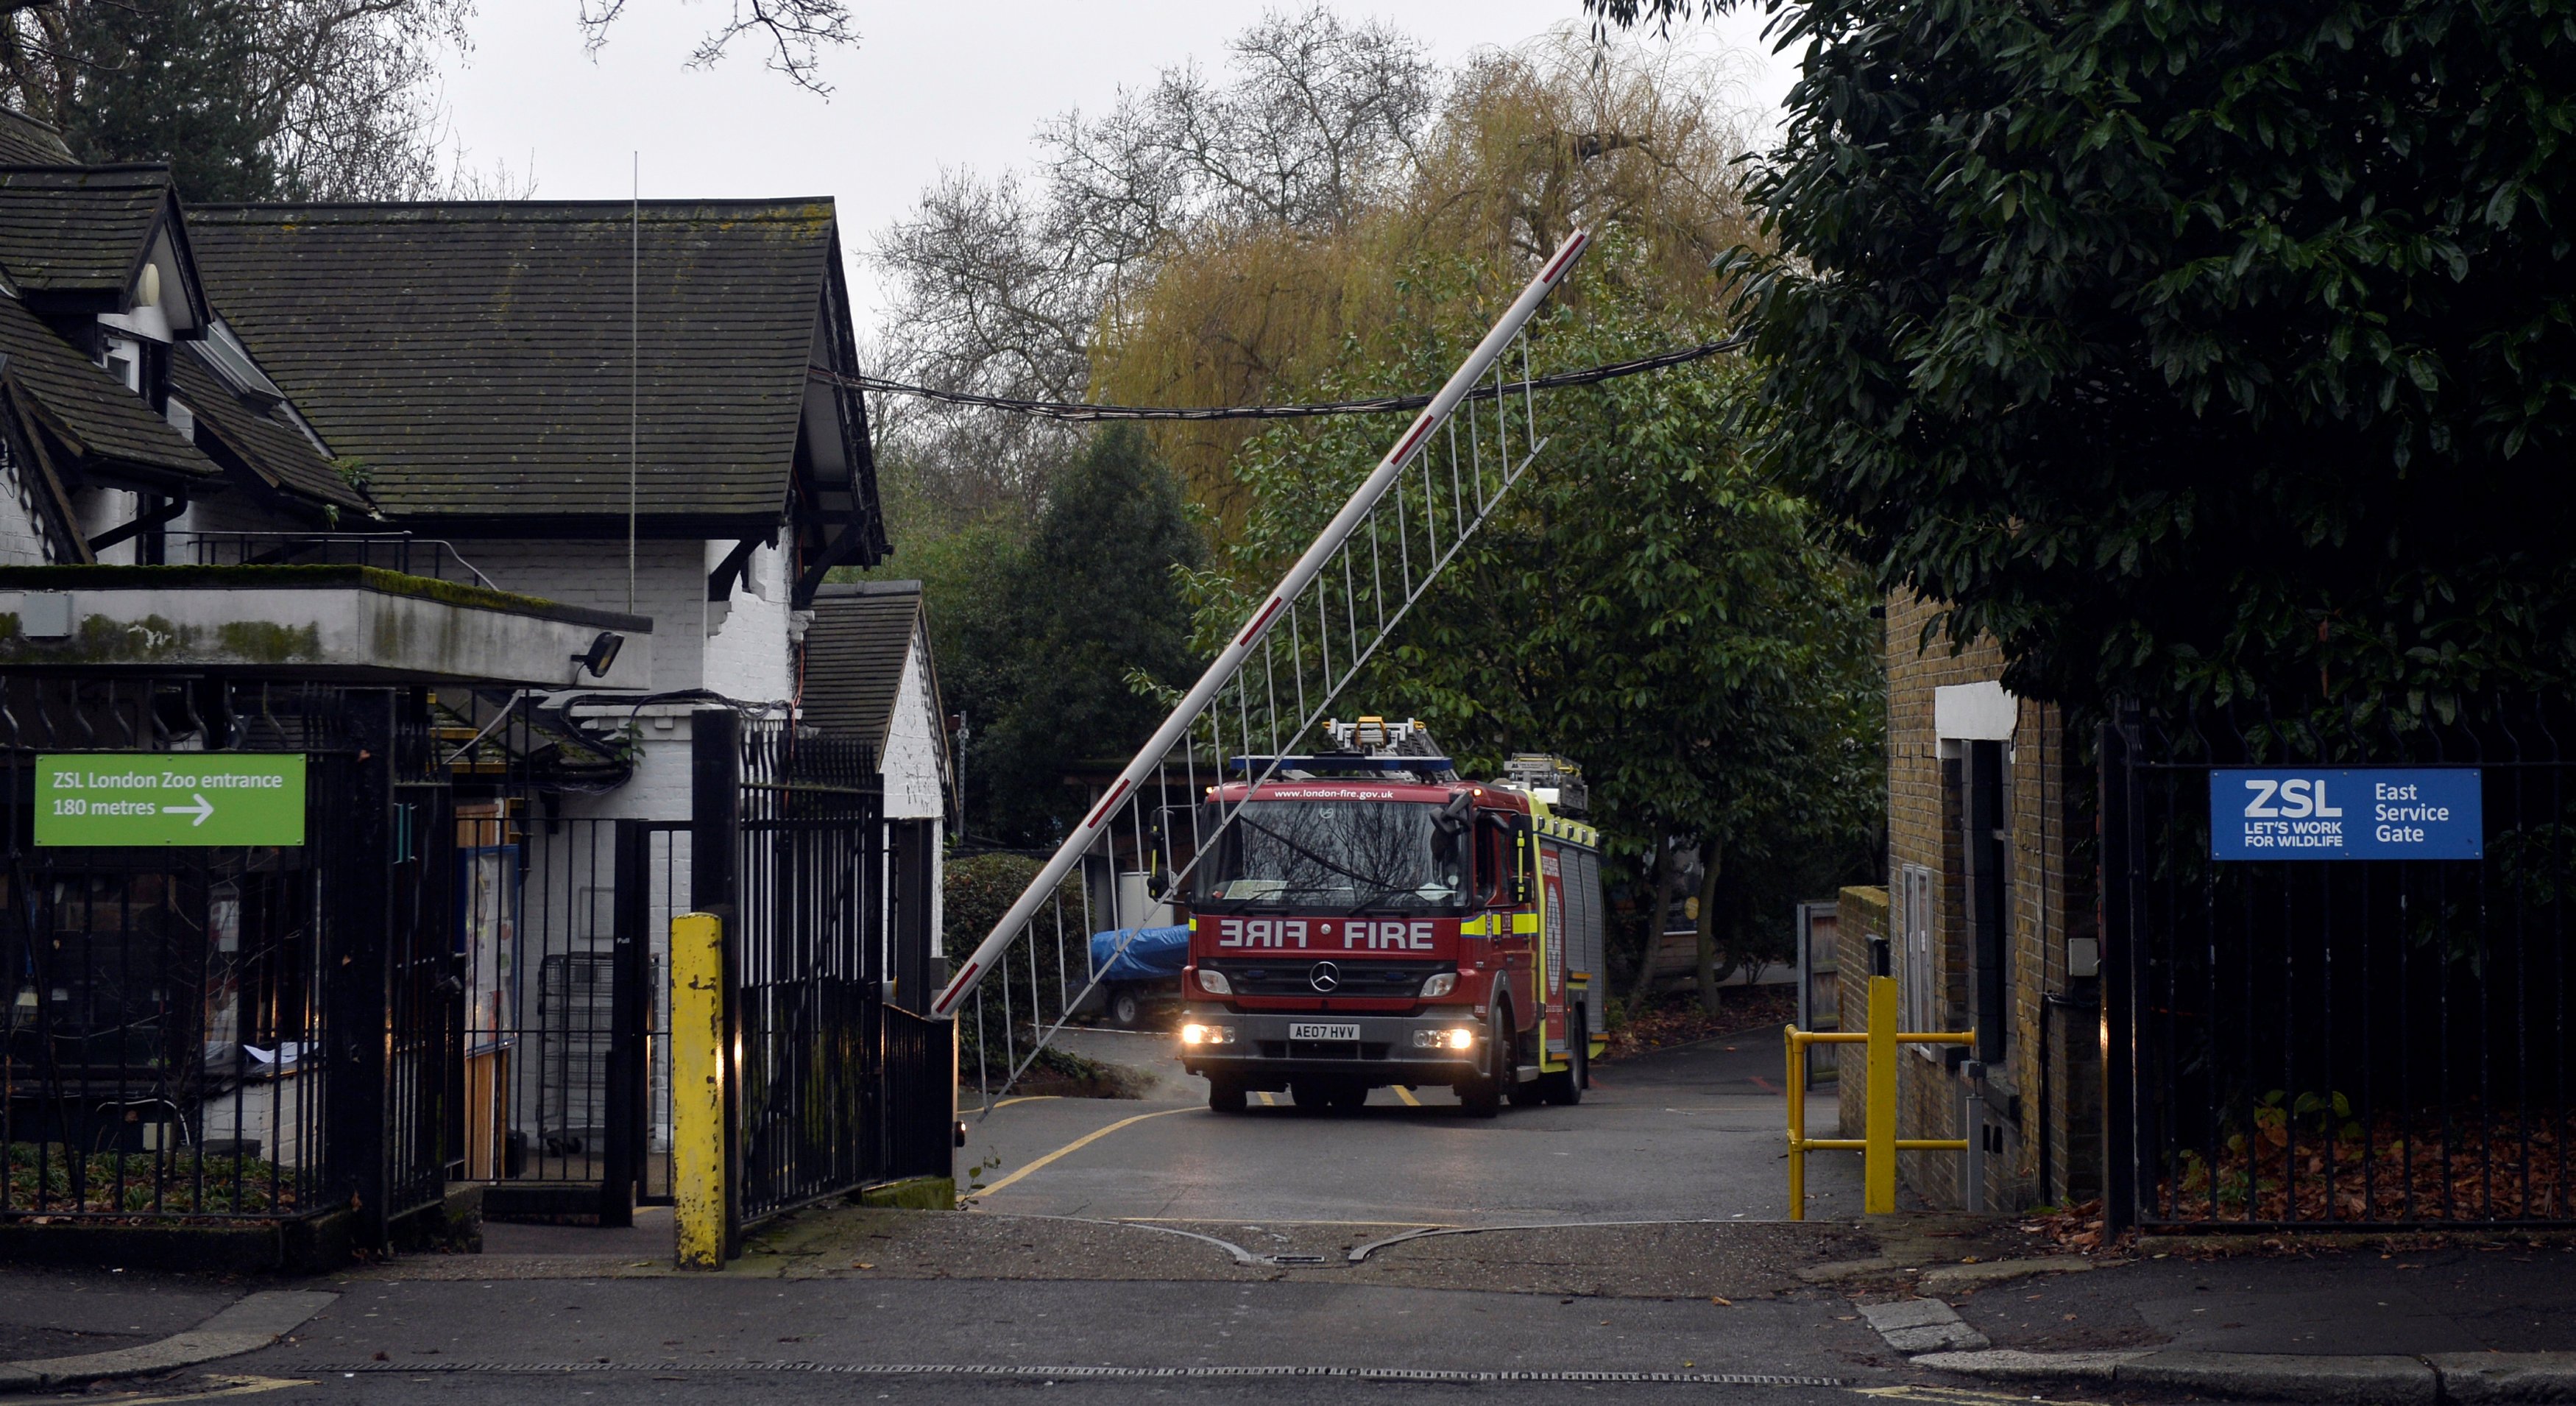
[1864,973,1899,1215]
[671,912,726,1269]
[1785,1025,1807,1220]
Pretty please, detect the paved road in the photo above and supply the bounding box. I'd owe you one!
[962,1031,1867,1226]
[222,1273,1900,1406]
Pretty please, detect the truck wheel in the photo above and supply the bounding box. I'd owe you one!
[1208,1076,1247,1113]
[1507,1015,1545,1106]
[1458,1008,1509,1118]
[1110,986,1142,1028]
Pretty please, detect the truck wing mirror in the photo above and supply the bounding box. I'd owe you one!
[1434,790,1473,838]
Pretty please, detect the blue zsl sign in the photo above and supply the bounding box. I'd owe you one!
[2210,769,2483,861]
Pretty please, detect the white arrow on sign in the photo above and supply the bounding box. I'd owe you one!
[163,794,215,827]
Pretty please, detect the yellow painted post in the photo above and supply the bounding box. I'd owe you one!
[671,912,726,1269]
[1786,1027,1807,1220]
[1864,974,1899,1215]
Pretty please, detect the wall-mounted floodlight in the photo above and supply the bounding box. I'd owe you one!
[572,631,624,679]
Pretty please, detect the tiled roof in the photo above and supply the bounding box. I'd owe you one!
[0,292,218,481]
[802,581,928,751]
[186,200,843,528]
[0,110,77,166]
[171,345,367,512]
[0,166,170,294]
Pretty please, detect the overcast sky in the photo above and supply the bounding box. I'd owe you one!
[438,4,1798,338]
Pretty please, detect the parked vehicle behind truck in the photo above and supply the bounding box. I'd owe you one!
[1173,718,1606,1115]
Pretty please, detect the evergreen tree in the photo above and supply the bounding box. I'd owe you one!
[59,0,278,201]
[961,426,1209,847]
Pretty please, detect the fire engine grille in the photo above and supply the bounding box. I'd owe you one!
[1208,959,1451,997]
[1261,1040,1393,1061]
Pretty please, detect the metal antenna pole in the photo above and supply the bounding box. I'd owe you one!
[628,152,640,615]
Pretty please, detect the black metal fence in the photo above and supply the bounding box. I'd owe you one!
[1,678,455,1238]
[2103,704,2576,1230]
[174,531,499,591]
[450,814,684,1222]
[696,710,951,1236]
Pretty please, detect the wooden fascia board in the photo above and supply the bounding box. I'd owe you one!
[0,379,92,563]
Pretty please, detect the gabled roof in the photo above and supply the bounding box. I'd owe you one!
[0,110,76,166]
[171,339,367,512]
[185,199,866,533]
[0,167,194,313]
[802,580,936,754]
[0,292,219,484]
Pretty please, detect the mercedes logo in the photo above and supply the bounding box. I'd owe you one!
[1308,961,1341,993]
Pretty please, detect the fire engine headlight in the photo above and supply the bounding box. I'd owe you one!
[1446,1026,1476,1050]
[1412,1026,1479,1051]
[1197,969,1232,996]
[1418,972,1457,998]
[1183,1023,1209,1045]
[1183,1023,1236,1046]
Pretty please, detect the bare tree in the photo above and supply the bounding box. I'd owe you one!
[576,0,855,96]
[1,2,853,200]
[870,7,1442,530]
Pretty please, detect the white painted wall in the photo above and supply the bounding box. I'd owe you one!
[0,450,59,566]
[701,539,794,705]
[459,539,706,690]
[74,487,141,565]
[880,626,945,822]
[877,621,949,958]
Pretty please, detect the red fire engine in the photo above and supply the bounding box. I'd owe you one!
[1175,718,1607,1115]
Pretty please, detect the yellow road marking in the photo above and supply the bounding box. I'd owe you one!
[1853,1388,2103,1405]
[1393,1085,1422,1106]
[92,1377,313,1404]
[973,1106,1195,1197]
[1125,1218,1451,1227]
[1259,1091,1276,1106]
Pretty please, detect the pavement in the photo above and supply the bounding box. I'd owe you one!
[7,1031,2576,1403]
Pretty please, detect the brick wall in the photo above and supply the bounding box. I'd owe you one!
[1883,592,2098,1211]
[1834,884,1888,1138]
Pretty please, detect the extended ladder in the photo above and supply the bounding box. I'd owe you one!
[931,230,1593,1109]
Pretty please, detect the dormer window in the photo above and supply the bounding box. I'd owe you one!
[101,335,141,392]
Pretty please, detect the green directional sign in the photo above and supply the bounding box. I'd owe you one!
[35,753,307,847]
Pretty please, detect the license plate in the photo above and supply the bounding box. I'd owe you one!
[1289,1022,1359,1041]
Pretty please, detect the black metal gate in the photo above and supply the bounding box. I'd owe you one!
[1,677,458,1243]
[693,709,951,1235]
[2103,704,2576,1231]
[452,814,684,1223]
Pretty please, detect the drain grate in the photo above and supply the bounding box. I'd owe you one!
[300,1361,1847,1387]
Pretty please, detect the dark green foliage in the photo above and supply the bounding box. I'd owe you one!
[1598,0,2576,721]
[59,0,280,202]
[946,427,1209,847]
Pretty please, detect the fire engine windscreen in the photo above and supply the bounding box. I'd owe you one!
[1195,800,1468,913]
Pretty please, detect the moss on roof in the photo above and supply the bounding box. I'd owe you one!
[0,562,652,632]
[187,200,843,526]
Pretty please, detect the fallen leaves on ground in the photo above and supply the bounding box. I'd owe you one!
[1604,985,1799,1060]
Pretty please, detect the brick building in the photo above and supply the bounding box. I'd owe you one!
[1837,593,2103,1211]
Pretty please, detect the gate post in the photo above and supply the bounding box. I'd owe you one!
[690,709,741,1258]
[326,689,397,1249]
[2098,706,2140,1234]
[1864,973,1898,1215]
[600,820,649,1228]
[670,911,726,1268]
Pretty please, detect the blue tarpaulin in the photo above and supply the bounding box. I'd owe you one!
[1089,925,1189,982]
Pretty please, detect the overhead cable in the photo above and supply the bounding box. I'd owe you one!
[808,333,1749,422]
